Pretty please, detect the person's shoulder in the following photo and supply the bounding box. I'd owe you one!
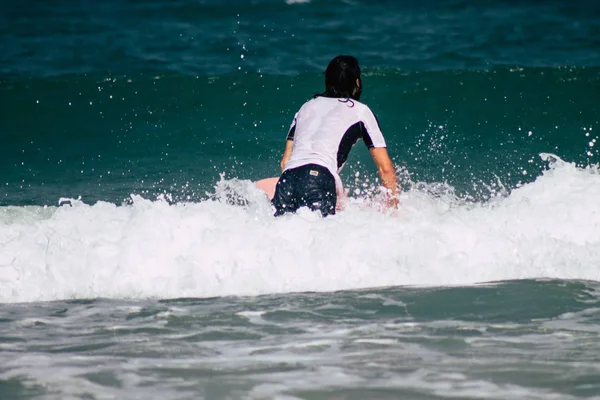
[352,100,377,116]
[298,97,320,111]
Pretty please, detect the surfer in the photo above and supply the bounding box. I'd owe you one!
[273,55,399,217]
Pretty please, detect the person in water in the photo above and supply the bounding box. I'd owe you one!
[272,55,399,217]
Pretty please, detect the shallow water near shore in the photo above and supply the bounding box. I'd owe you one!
[2,281,600,399]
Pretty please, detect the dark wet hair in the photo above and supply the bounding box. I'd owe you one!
[315,55,362,102]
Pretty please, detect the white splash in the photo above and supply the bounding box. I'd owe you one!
[1,155,599,303]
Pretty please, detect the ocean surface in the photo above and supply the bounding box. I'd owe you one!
[1,0,600,398]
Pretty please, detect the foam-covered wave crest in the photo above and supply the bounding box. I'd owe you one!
[1,155,599,303]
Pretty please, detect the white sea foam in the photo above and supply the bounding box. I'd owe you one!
[1,155,599,303]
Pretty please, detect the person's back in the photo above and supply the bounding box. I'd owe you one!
[273,55,399,217]
[284,96,387,195]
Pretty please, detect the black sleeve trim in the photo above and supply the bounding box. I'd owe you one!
[363,124,374,148]
[363,112,382,148]
[286,124,296,140]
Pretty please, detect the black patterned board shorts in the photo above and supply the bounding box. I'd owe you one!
[272,164,337,217]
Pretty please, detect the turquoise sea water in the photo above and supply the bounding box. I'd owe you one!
[1,0,600,398]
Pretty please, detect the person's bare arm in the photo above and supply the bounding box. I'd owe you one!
[369,147,399,208]
[280,139,294,172]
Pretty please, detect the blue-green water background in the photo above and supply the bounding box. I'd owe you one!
[2,0,599,206]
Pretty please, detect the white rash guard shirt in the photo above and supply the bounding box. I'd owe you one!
[283,96,387,194]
